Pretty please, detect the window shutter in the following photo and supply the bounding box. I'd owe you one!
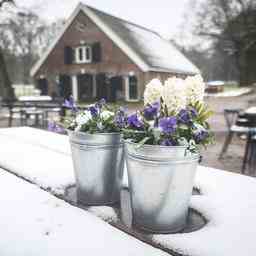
[64,46,73,65]
[92,42,102,62]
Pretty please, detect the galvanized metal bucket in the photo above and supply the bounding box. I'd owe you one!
[125,141,199,234]
[68,130,124,206]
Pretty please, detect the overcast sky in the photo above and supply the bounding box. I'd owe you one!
[17,0,191,39]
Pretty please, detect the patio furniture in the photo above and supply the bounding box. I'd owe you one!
[219,108,247,159]
[3,98,62,127]
[20,108,44,127]
[219,108,256,173]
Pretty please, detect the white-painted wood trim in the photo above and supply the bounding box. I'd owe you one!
[72,75,78,101]
[30,4,83,77]
[92,75,97,98]
[82,5,149,72]
[124,76,140,102]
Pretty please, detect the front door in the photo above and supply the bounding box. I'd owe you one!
[96,73,108,100]
[59,74,72,99]
[109,76,123,102]
[77,74,93,102]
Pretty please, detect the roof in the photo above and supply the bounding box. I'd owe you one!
[30,3,200,77]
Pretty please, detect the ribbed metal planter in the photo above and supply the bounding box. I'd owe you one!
[68,130,124,206]
[125,141,199,234]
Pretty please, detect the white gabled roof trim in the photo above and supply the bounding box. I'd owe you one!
[81,5,150,72]
[30,3,150,77]
[30,4,83,77]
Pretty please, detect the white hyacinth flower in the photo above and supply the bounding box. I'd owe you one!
[100,110,114,121]
[144,78,163,105]
[185,74,205,104]
[75,111,92,126]
[162,77,187,114]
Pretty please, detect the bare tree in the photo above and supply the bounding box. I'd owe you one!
[0,0,15,101]
[194,0,256,86]
[2,11,47,84]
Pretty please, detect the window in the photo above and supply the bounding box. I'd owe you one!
[75,46,92,64]
[126,76,139,101]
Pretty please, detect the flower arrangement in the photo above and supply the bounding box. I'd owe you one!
[63,98,124,133]
[123,75,213,151]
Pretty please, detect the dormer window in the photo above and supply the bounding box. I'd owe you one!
[75,45,92,64]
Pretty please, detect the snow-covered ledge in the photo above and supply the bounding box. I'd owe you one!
[0,127,256,256]
[0,168,168,256]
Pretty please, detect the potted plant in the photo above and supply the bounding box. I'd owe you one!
[64,98,125,206]
[123,75,213,233]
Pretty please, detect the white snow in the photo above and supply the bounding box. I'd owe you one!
[2,127,256,256]
[152,166,256,256]
[0,127,121,222]
[0,128,74,195]
[0,168,169,256]
[205,87,251,97]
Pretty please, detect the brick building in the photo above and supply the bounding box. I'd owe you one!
[30,3,199,102]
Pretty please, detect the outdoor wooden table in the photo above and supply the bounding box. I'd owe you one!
[0,127,256,256]
[2,100,63,127]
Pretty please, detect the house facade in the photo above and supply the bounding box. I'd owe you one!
[31,3,200,102]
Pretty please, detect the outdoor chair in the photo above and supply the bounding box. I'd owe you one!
[219,108,247,159]
[219,108,256,174]
[43,107,62,128]
[20,108,44,127]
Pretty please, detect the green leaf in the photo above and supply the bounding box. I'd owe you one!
[136,137,151,149]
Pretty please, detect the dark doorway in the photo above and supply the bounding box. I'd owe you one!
[37,78,48,95]
[109,76,123,102]
[77,74,93,102]
[96,73,108,100]
[59,74,72,99]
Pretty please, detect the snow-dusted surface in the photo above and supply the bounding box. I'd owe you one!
[0,168,168,256]
[205,87,251,97]
[152,166,256,256]
[0,127,70,155]
[0,127,121,222]
[2,127,256,255]
[0,128,73,195]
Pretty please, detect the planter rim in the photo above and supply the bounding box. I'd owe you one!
[67,129,122,136]
[124,140,188,149]
[127,152,199,164]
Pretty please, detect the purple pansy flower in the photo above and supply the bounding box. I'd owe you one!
[95,98,106,109]
[159,117,177,134]
[160,138,176,146]
[189,107,198,118]
[178,109,191,124]
[63,96,77,112]
[89,106,98,117]
[48,122,65,134]
[127,113,144,129]
[114,107,127,128]
[193,129,209,144]
[143,102,160,120]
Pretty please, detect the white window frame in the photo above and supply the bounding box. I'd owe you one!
[125,76,140,102]
[75,45,92,64]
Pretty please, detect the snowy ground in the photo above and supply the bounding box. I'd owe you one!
[0,168,169,256]
[205,87,251,98]
[1,127,256,255]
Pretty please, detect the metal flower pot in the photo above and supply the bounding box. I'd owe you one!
[125,141,199,234]
[68,130,124,205]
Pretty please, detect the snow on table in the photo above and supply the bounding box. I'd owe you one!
[0,168,169,256]
[0,128,74,195]
[152,166,256,256]
[1,127,256,256]
[0,127,119,222]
